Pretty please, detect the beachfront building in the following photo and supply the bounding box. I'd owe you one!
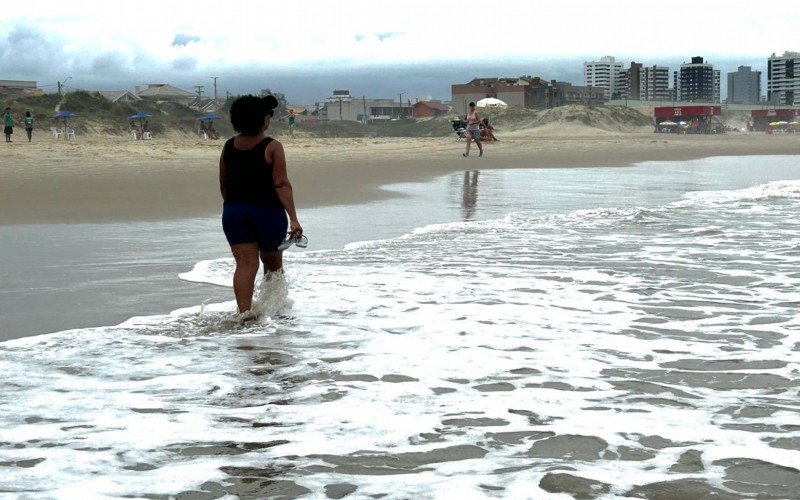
[673,57,721,103]
[550,83,607,106]
[767,52,800,105]
[584,56,625,100]
[318,90,411,122]
[97,90,141,103]
[727,66,762,104]
[0,80,40,97]
[135,84,196,106]
[411,101,450,118]
[451,76,606,114]
[621,63,671,101]
[451,77,533,115]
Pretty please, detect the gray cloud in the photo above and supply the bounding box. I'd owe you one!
[0,24,772,105]
[172,56,198,71]
[172,34,201,47]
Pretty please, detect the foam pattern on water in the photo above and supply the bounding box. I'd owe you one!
[2,181,800,498]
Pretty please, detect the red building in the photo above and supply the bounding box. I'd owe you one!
[412,101,450,118]
[750,109,799,131]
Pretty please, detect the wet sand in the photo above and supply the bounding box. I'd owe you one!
[1,132,799,225]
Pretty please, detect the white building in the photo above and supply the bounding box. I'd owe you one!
[584,56,625,100]
[768,51,800,105]
[319,89,410,122]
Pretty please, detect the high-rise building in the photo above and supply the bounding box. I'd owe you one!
[622,63,671,101]
[727,66,761,104]
[674,56,720,103]
[768,52,800,105]
[584,56,625,100]
[639,65,671,101]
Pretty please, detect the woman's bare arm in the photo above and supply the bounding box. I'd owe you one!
[269,141,302,237]
[219,151,227,201]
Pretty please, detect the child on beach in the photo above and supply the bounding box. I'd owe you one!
[283,109,297,138]
[3,108,13,143]
[24,111,34,142]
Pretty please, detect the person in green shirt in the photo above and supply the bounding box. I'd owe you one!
[3,107,12,143]
[24,111,34,142]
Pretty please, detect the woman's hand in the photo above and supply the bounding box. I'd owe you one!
[289,219,303,238]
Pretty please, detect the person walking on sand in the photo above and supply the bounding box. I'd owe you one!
[3,108,13,143]
[283,108,297,138]
[219,95,303,321]
[462,102,483,157]
[24,111,34,142]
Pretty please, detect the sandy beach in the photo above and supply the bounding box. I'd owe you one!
[1,132,799,225]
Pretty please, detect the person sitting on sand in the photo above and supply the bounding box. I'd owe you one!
[219,95,303,321]
[462,102,483,157]
[480,118,498,142]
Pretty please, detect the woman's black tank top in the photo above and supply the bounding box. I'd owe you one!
[223,136,283,207]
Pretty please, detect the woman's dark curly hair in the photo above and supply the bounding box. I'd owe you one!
[229,95,279,136]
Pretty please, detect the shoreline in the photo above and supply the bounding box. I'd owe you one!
[1,133,799,226]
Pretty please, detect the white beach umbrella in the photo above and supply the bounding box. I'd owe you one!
[659,121,678,126]
[476,97,507,108]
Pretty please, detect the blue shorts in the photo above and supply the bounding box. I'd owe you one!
[222,202,288,251]
[467,128,480,139]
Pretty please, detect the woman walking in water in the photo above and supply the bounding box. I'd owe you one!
[463,102,483,157]
[219,95,303,321]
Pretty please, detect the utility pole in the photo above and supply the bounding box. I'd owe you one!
[57,76,72,96]
[398,92,404,118]
[363,95,367,124]
[211,77,219,101]
[194,85,205,109]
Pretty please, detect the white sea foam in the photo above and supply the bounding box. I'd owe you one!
[2,176,800,497]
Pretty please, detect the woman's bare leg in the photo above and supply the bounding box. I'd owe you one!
[231,243,260,312]
[260,250,283,274]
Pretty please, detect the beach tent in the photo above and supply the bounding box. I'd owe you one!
[476,98,507,108]
[53,111,78,140]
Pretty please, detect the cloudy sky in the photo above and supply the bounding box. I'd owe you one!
[1,0,798,103]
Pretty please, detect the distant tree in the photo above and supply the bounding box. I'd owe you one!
[260,89,288,116]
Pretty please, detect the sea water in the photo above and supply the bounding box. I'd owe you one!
[1,156,799,498]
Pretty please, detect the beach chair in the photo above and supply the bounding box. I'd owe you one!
[143,131,152,140]
[65,128,76,140]
[451,119,467,141]
[51,127,63,139]
[132,130,139,140]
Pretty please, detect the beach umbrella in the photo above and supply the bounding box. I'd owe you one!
[476,97,507,108]
[128,112,153,139]
[659,121,678,126]
[776,121,789,125]
[199,114,219,121]
[53,111,78,140]
[768,121,781,127]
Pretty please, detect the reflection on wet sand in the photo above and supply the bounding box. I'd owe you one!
[461,170,479,220]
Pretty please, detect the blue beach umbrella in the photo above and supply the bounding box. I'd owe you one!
[53,111,79,140]
[128,112,152,120]
[199,114,219,121]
